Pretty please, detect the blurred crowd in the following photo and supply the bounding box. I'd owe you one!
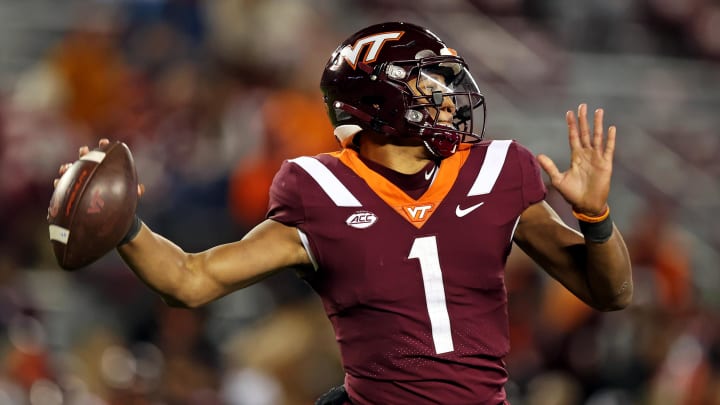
[0,0,719,404]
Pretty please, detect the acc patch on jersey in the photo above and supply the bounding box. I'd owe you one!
[345,211,378,229]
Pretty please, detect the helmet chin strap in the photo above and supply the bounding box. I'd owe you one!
[422,140,444,158]
[423,134,459,158]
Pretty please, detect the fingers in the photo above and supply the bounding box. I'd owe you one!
[60,140,136,195]
[570,104,611,153]
[592,108,604,150]
[79,139,111,159]
[55,162,74,188]
[604,125,616,161]
[566,110,581,150]
[138,183,145,197]
[78,145,89,159]
[577,104,591,147]
[58,162,72,175]
[537,154,561,184]
[55,164,70,187]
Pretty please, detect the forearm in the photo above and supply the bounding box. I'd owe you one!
[582,224,633,310]
[515,202,633,311]
[117,223,208,307]
[115,219,307,308]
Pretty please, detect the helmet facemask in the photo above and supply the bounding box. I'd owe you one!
[385,55,486,158]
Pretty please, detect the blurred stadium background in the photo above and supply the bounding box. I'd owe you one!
[1,0,719,404]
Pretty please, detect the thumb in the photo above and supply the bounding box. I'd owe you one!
[537,154,561,183]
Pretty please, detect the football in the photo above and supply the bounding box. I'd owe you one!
[48,141,138,270]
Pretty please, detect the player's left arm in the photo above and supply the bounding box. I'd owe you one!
[514,103,632,311]
[513,201,632,311]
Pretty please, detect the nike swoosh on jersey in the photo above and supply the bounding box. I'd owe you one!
[455,202,485,217]
[424,166,436,181]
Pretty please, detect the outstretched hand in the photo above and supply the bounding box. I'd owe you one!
[537,104,615,216]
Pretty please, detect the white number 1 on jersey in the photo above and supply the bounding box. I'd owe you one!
[408,236,454,354]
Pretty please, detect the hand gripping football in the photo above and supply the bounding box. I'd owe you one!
[48,141,138,270]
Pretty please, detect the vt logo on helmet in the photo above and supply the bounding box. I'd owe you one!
[340,31,404,69]
[320,21,486,158]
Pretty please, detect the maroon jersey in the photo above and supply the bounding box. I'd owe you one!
[267,140,545,404]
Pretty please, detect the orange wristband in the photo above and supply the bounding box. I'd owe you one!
[572,206,610,223]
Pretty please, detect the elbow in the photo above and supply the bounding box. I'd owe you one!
[160,295,208,309]
[598,295,632,312]
[159,283,211,309]
[160,255,215,308]
[161,292,209,309]
[161,295,194,308]
[596,283,634,312]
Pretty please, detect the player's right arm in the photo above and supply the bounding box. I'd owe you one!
[117,218,311,308]
[57,141,312,308]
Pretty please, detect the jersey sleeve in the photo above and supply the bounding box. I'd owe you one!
[266,159,305,226]
[512,141,546,209]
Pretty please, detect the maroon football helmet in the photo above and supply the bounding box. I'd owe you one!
[320,22,486,158]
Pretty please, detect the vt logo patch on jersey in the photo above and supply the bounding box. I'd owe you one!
[341,31,404,69]
[403,203,435,223]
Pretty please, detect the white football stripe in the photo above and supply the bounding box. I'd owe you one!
[510,215,521,241]
[49,225,70,244]
[80,150,106,163]
[467,140,512,196]
[290,156,362,207]
[297,229,319,271]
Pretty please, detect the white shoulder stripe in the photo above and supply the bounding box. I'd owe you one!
[289,156,362,207]
[467,140,512,196]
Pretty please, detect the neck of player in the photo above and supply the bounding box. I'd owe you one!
[357,131,433,175]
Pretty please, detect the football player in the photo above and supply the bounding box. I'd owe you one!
[61,22,632,404]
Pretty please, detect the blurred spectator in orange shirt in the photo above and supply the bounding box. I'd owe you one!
[46,7,135,144]
[228,89,337,227]
[628,201,692,313]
